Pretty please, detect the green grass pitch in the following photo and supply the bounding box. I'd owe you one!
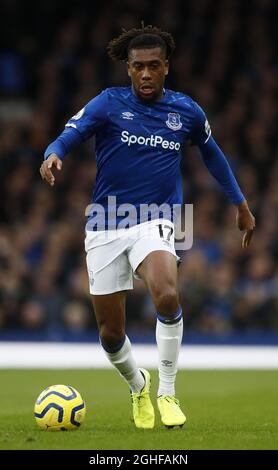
[0,369,277,450]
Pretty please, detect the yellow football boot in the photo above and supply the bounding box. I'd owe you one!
[157,395,186,428]
[131,368,155,429]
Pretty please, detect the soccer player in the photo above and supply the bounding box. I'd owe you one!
[40,26,255,429]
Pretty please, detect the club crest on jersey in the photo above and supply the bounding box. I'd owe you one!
[121,111,134,120]
[166,113,182,131]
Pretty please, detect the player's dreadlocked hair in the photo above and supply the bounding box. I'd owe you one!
[107,23,175,62]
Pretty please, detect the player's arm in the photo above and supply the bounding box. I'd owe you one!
[40,89,108,186]
[40,127,83,186]
[190,101,255,248]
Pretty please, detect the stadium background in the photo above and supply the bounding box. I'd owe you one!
[0,0,278,345]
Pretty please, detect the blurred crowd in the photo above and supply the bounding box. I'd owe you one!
[0,0,278,337]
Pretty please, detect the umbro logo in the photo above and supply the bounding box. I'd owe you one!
[121,111,134,120]
[161,360,173,367]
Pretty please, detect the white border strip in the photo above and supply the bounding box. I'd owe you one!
[0,343,278,369]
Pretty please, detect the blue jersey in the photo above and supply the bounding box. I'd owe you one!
[64,86,211,229]
[45,86,244,229]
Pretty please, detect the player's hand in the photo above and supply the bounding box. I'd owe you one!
[40,154,62,186]
[236,200,256,248]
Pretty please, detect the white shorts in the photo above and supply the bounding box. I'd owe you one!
[84,219,177,295]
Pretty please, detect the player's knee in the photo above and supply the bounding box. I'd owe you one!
[99,326,125,351]
[152,285,179,315]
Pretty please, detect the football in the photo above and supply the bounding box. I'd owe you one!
[34,384,86,431]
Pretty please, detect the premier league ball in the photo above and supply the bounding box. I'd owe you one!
[34,384,86,431]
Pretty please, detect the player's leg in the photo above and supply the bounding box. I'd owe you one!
[85,223,155,429]
[136,250,186,427]
[92,291,154,429]
[136,250,182,396]
[85,229,154,428]
[85,233,144,394]
[92,291,145,392]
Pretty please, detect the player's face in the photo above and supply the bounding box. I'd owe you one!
[127,47,169,103]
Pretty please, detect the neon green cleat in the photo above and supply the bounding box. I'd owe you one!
[131,368,155,429]
[157,395,186,428]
